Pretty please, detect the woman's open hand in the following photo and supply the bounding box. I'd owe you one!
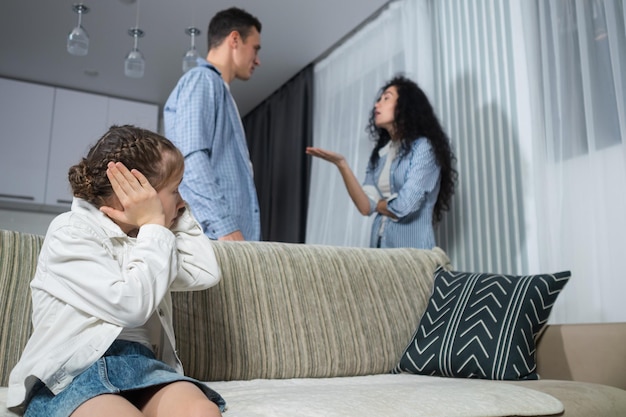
[306,147,347,166]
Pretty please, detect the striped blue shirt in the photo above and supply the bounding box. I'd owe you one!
[163,59,261,240]
[362,138,441,249]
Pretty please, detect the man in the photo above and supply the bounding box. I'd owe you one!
[164,7,262,241]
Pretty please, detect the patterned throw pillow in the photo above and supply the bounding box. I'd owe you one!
[393,267,571,380]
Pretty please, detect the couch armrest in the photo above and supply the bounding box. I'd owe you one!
[536,323,626,390]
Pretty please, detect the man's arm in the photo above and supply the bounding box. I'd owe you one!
[219,230,244,241]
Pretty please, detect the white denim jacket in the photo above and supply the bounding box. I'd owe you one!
[7,198,221,413]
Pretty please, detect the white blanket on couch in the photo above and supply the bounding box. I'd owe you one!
[207,373,563,417]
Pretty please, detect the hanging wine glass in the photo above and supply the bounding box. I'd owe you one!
[125,27,145,78]
[67,3,89,56]
[182,27,201,73]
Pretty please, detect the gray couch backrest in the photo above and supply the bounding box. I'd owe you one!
[0,229,43,386]
[173,241,450,381]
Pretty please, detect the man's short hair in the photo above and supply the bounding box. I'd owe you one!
[208,7,262,50]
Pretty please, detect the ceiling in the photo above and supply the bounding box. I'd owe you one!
[0,0,389,117]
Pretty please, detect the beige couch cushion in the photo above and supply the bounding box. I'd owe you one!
[536,323,626,390]
[508,379,626,417]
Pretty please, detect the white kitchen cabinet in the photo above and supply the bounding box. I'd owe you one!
[0,78,54,206]
[107,97,158,132]
[45,88,109,207]
[0,77,159,212]
[44,90,159,208]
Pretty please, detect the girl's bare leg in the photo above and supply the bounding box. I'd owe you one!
[140,381,222,417]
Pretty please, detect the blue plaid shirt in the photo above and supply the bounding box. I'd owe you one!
[164,59,261,240]
[362,138,441,249]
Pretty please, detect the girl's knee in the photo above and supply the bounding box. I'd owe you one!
[185,397,222,417]
[147,382,222,417]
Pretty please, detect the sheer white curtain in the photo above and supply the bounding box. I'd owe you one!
[307,0,625,323]
[306,0,433,246]
[523,0,626,323]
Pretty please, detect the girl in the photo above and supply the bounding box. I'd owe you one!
[8,125,225,417]
[306,76,457,249]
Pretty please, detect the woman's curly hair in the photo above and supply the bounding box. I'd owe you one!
[67,125,184,208]
[366,75,458,224]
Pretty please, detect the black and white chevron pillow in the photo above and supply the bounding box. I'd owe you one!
[393,267,570,380]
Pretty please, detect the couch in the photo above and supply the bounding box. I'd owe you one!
[1,228,625,416]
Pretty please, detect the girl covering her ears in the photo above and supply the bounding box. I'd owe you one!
[8,125,225,417]
[307,76,457,249]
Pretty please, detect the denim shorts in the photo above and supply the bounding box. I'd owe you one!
[25,340,226,417]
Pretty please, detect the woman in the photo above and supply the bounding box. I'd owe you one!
[8,125,225,417]
[307,76,457,249]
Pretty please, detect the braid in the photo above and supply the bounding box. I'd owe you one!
[68,125,183,207]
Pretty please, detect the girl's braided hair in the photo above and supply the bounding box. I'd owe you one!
[68,125,183,208]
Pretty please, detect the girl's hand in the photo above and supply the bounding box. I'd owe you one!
[306,147,347,166]
[100,161,166,229]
